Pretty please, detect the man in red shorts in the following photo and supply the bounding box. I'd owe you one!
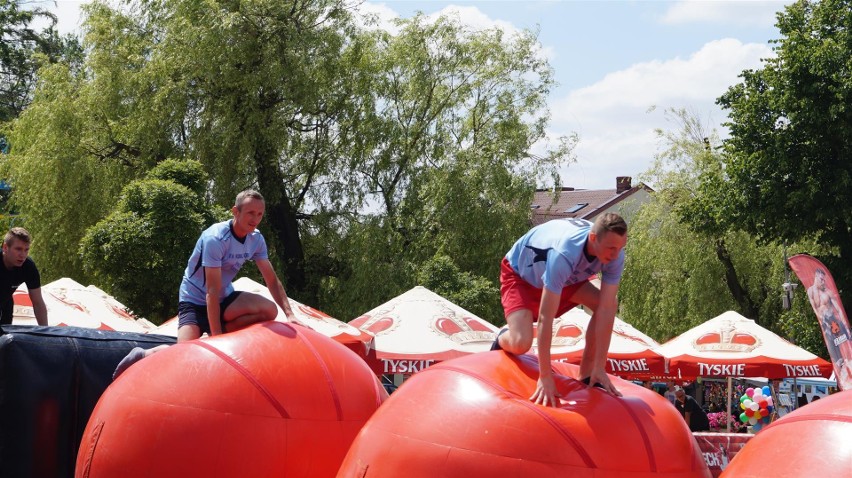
[493,213,628,406]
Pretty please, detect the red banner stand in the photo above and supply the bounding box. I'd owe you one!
[693,432,754,477]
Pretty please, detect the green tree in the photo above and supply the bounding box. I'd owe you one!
[3,61,131,280]
[316,14,572,319]
[1,0,82,122]
[619,109,808,345]
[416,254,501,324]
[6,2,567,321]
[712,0,852,309]
[80,159,222,322]
[4,0,360,288]
[1,0,82,219]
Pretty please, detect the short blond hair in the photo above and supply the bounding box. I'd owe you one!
[592,212,627,236]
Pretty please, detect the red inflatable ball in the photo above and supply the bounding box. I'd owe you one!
[75,322,386,478]
[721,389,852,477]
[338,352,709,478]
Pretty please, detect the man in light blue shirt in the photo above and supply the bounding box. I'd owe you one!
[494,213,628,406]
[114,189,296,379]
[176,189,294,341]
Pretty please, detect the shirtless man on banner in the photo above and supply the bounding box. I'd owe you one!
[807,268,852,383]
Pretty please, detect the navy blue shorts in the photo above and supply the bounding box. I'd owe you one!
[177,291,242,335]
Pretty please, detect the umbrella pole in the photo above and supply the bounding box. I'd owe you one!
[726,376,732,433]
[793,376,797,411]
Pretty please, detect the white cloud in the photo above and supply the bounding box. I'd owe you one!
[550,39,775,189]
[353,2,402,34]
[660,1,792,27]
[425,5,521,34]
[358,2,554,60]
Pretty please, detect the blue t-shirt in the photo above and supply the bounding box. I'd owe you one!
[505,218,625,294]
[178,220,269,305]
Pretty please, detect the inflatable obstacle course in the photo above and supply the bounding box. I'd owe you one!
[0,325,174,478]
[75,322,387,478]
[721,389,852,477]
[338,351,711,478]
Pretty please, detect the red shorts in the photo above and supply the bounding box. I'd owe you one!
[500,257,588,321]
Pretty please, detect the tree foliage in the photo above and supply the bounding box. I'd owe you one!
[4,1,567,322]
[1,0,82,122]
[416,254,501,323]
[314,14,571,319]
[619,109,825,355]
[3,61,132,279]
[80,159,223,322]
[711,0,852,308]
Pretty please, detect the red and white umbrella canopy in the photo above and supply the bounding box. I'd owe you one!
[150,277,380,373]
[13,286,105,330]
[13,278,153,332]
[151,277,373,345]
[656,310,833,379]
[531,307,666,378]
[231,277,374,344]
[349,286,499,374]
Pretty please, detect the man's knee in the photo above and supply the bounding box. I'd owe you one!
[502,329,533,354]
[259,299,278,321]
[177,325,202,343]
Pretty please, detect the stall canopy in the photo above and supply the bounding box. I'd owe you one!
[655,310,833,380]
[13,278,154,333]
[531,307,666,378]
[151,277,380,372]
[349,286,499,374]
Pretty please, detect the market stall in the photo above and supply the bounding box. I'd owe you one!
[656,310,832,433]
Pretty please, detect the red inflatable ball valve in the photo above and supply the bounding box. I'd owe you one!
[338,352,710,478]
[721,389,852,477]
[75,322,387,478]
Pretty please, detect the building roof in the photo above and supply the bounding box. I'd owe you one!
[530,177,653,226]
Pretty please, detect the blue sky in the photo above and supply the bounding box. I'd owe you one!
[45,0,794,189]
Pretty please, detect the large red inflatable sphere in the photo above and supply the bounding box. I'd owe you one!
[721,389,852,477]
[338,352,710,478]
[76,322,387,478]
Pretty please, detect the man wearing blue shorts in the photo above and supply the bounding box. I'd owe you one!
[494,213,628,406]
[175,189,295,342]
[114,189,296,378]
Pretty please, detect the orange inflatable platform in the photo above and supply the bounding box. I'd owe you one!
[721,389,852,477]
[337,352,710,478]
[75,322,387,478]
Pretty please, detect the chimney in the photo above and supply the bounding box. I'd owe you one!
[616,176,632,194]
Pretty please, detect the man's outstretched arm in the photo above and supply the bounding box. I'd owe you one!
[256,259,295,321]
[531,289,561,407]
[29,287,48,326]
[579,281,622,396]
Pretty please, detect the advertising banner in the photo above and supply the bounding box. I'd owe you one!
[693,432,754,477]
[788,254,852,390]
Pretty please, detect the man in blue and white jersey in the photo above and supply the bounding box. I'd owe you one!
[176,189,294,342]
[494,213,628,406]
[113,189,295,379]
